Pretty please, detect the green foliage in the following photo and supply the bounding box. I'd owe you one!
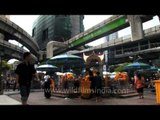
[1,60,12,70]
[39,61,47,65]
[114,62,131,72]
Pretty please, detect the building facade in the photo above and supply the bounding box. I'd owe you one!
[104,32,118,70]
[105,32,118,42]
[32,15,84,50]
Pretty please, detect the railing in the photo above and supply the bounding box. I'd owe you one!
[150,42,160,48]
[78,24,160,54]
[116,49,122,54]
[140,44,149,50]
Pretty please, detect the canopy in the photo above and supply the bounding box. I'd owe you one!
[46,54,84,73]
[47,54,83,64]
[36,64,58,71]
[124,62,151,70]
[49,54,82,60]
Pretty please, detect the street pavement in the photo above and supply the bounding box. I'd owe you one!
[0,89,43,105]
[0,95,21,105]
[7,90,157,105]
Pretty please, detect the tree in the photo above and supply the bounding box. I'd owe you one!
[1,60,12,71]
[0,60,12,77]
[114,62,131,72]
[0,60,12,94]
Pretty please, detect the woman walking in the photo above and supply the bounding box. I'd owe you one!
[134,71,145,99]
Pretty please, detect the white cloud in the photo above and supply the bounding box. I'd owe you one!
[10,15,111,46]
[7,59,19,64]
[83,15,112,30]
[8,40,23,47]
[8,40,30,52]
[84,15,112,46]
[143,16,160,29]
[10,15,39,35]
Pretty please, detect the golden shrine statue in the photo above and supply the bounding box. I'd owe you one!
[114,72,129,89]
[83,51,104,75]
[114,72,129,81]
[80,71,91,98]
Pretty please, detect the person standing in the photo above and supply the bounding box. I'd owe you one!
[15,52,39,105]
[89,70,95,98]
[94,72,102,102]
[134,71,145,99]
[44,75,52,98]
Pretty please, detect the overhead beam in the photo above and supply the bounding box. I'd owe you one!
[46,41,68,58]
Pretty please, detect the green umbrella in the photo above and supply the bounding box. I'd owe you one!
[47,54,84,73]
[36,64,58,71]
[124,62,151,70]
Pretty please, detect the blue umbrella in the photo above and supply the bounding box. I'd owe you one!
[124,62,151,70]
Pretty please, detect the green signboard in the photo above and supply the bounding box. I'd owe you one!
[69,16,127,48]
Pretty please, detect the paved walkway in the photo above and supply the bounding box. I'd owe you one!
[1,88,158,105]
[0,89,43,105]
[0,95,21,105]
[8,90,158,105]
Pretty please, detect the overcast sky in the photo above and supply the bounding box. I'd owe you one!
[9,15,112,46]
[9,15,160,46]
[10,15,111,35]
[8,15,112,63]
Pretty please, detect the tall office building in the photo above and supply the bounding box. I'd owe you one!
[32,15,84,50]
[104,32,118,70]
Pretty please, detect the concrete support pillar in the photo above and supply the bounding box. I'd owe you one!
[0,68,3,95]
[121,47,124,54]
[47,41,54,59]
[127,15,144,41]
[39,51,43,61]
[0,33,5,95]
[0,33,4,94]
[148,40,151,49]
[99,62,103,77]
[114,48,116,56]
[138,42,141,51]
[38,51,46,61]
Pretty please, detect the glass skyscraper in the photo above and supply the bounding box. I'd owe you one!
[32,15,84,50]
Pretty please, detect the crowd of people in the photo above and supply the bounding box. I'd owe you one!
[10,52,158,105]
[3,66,151,102]
[3,76,18,91]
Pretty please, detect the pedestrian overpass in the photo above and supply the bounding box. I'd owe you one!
[0,38,37,61]
[47,15,154,58]
[0,16,40,60]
